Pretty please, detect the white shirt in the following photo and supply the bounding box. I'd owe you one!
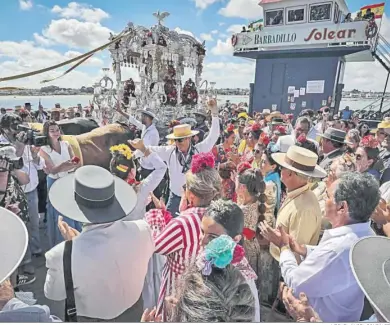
[40,141,71,179]
[280,222,375,323]
[128,116,160,170]
[148,116,220,196]
[21,145,45,193]
[44,220,154,319]
[123,152,167,221]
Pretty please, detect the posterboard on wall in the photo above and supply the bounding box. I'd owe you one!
[302,101,307,108]
[288,86,295,94]
[300,88,306,96]
[271,104,277,111]
[306,80,325,94]
[294,90,300,98]
[290,103,296,110]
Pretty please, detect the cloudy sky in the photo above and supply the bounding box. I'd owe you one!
[0,0,389,91]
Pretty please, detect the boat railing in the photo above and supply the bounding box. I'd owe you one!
[357,95,390,113]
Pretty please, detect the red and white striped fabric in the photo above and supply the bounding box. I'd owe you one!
[148,207,207,316]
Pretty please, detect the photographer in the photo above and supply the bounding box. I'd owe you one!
[0,144,35,287]
[1,113,45,287]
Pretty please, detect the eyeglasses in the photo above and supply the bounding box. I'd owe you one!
[253,149,261,154]
[175,138,185,143]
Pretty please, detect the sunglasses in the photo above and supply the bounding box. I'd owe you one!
[253,149,261,154]
[175,138,185,143]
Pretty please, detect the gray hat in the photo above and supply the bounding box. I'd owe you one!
[319,127,352,145]
[137,108,158,120]
[49,166,137,224]
[0,207,28,284]
[350,236,390,322]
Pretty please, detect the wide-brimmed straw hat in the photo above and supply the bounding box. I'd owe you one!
[0,207,28,284]
[49,165,137,224]
[137,108,158,120]
[319,127,352,145]
[166,124,199,140]
[272,145,327,178]
[350,236,390,322]
[377,119,390,130]
[266,111,282,122]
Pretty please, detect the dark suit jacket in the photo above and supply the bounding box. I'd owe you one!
[319,148,344,172]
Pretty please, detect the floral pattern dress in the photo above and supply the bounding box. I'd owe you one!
[240,182,280,305]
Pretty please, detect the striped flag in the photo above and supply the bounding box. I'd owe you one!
[360,2,385,19]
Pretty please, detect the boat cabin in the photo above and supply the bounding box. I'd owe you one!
[232,0,383,115]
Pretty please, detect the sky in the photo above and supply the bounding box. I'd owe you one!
[0,0,389,91]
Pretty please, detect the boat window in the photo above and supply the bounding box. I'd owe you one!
[309,2,332,22]
[286,5,307,24]
[334,2,340,23]
[265,9,284,26]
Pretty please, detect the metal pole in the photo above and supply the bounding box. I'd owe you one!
[380,70,390,112]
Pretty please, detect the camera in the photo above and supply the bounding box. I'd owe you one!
[0,144,24,171]
[17,125,48,147]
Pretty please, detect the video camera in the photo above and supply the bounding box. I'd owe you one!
[17,125,48,147]
[0,144,24,171]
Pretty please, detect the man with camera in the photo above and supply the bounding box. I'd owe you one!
[1,113,46,287]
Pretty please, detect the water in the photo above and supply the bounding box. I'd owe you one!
[0,94,385,112]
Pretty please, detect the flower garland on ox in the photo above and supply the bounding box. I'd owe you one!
[110,144,133,160]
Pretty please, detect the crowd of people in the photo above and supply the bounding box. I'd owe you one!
[1,100,390,323]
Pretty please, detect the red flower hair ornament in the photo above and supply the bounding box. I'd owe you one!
[361,135,379,149]
[260,132,270,146]
[191,152,215,174]
[275,125,287,135]
[226,124,235,132]
[237,162,252,175]
[251,123,261,132]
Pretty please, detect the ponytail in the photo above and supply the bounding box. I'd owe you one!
[238,168,267,222]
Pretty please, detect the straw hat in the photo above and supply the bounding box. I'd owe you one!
[166,124,199,140]
[0,207,28,284]
[377,119,390,129]
[271,145,327,178]
[266,111,282,122]
[350,236,390,322]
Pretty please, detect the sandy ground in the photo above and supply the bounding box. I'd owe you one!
[21,227,291,322]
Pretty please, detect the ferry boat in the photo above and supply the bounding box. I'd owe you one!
[231,0,389,118]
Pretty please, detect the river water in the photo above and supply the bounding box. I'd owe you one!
[0,94,385,112]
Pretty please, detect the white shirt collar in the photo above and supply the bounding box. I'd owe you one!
[322,221,372,241]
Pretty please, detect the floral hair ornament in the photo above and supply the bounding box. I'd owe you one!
[226,124,235,132]
[110,144,133,160]
[360,135,379,149]
[201,235,245,276]
[260,132,270,146]
[191,152,215,174]
[251,123,261,132]
[286,114,294,120]
[274,125,287,135]
[237,162,252,175]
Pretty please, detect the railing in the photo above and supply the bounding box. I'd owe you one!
[373,34,390,71]
[355,95,390,114]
